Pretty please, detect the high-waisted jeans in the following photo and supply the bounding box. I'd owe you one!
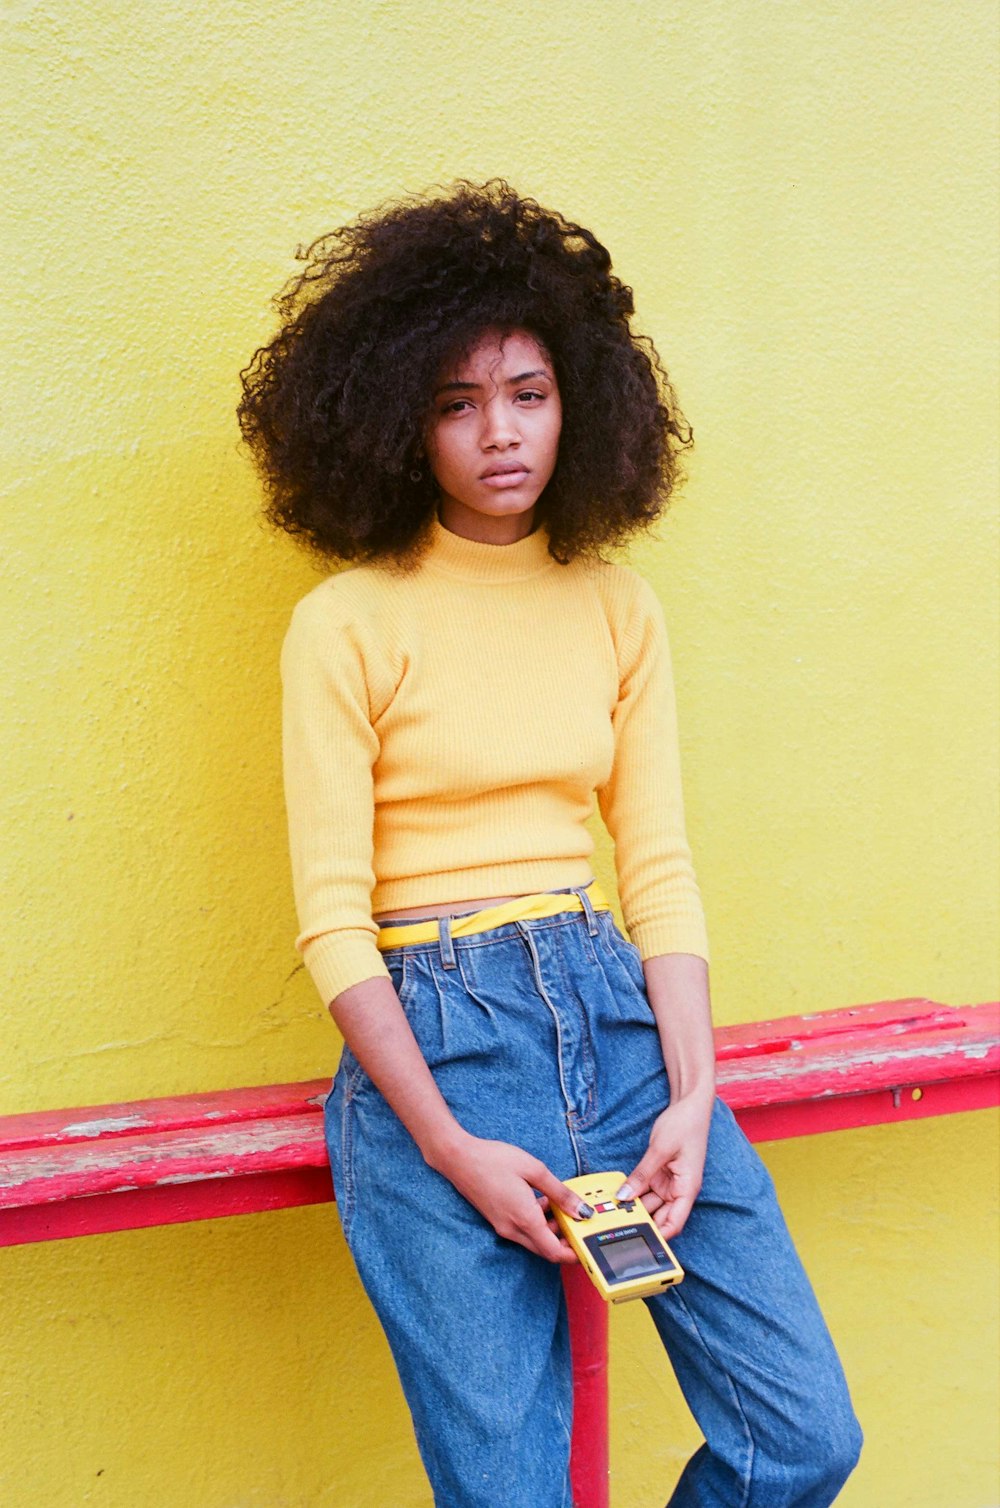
[323,885,863,1507]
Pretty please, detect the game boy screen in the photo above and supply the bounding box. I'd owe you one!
[603,1234,659,1281]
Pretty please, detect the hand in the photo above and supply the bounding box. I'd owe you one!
[436,1132,586,1264]
[617,1093,713,1241]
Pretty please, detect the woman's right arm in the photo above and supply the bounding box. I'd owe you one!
[331,974,585,1262]
[282,593,583,1258]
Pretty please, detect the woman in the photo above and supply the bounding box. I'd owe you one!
[239,181,862,1507]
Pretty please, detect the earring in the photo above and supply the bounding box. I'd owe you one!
[410,465,423,483]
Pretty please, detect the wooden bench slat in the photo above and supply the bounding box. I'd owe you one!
[0,1113,329,1210]
[0,1167,335,1247]
[0,1080,330,1153]
[1,1001,995,1248]
[733,1074,999,1142]
[713,998,970,1057]
[717,1002,999,1107]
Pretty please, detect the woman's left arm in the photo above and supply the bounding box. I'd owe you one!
[596,572,717,1237]
[616,951,716,1240]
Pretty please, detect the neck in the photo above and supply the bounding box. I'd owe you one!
[436,502,538,546]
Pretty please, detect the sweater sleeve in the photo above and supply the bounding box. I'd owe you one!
[280,590,393,1004]
[597,575,710,963]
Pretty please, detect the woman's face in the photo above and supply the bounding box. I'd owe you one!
[423,327,562,540]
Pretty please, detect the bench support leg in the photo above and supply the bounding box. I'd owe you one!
[564,1264,609,1508]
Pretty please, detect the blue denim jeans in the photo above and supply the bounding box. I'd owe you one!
[323,886,862,1507]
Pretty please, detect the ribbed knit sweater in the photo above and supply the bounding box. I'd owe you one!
[281,515,709,1005]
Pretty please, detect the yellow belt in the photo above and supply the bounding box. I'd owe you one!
[375,879,612,950]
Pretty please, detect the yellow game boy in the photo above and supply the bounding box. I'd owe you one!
[553,1171,684,1304]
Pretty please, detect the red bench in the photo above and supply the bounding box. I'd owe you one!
[2,997,997,1507]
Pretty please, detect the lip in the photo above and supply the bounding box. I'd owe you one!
[480,463,530,487]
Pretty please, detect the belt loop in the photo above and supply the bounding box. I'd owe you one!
[573,883,600,936]
[438,914,457,969]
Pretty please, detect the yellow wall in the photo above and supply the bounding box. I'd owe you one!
[3,4,997,1505]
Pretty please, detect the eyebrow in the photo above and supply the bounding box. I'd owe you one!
[434,369,551,397]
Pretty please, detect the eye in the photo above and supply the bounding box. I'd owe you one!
[441,398,474,415]
[514,389,546,404]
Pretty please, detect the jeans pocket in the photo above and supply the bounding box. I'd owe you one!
[340,1043,366,1097]
[322,1069,357,1239]
[383,950,416,1013]
[600,922,654,1022]
[337,952,416,1102]
[401,949,503,1077]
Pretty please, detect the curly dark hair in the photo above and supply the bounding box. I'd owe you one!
[237,180,691,567]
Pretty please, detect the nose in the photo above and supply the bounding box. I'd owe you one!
[479,396,519,450]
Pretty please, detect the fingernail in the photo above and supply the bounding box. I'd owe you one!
[616,1184,634,1200]
[577,1202,595,1219]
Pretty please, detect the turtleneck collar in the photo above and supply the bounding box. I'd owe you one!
[422,514,556,583]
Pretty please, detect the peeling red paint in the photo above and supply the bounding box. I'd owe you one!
[1,1000,995,1234]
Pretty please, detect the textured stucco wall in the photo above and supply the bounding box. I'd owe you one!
[2,4,998,1505]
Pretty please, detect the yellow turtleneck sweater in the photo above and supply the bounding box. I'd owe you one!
[281,515,709,1005]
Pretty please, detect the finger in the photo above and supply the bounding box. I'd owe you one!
[640,1190,665,1214]
[547,1224,572,1249]
[518,1213,578,1264]
[617,1153,660,1202]
[655,1188,697,1240]
[652,1199,674,1229]
[531,1163,593,1221]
